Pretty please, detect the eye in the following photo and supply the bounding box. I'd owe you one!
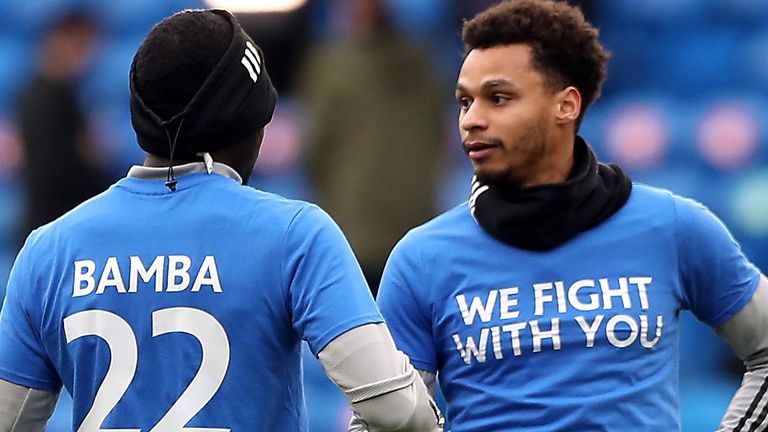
[492,95,510,105]
[456,96,472,109]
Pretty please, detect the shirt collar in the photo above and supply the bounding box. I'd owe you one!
[126,161,243,184]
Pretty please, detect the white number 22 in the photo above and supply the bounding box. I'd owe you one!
[64,308,230,432]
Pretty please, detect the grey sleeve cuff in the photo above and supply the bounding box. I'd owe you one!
[318,323,442,432]
[716,274,768,431]
[0,379,59,432]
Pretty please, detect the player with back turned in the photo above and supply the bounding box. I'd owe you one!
[372,1,768,431]
[0,9,441,432]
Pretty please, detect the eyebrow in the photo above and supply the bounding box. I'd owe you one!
[455,79,520,94]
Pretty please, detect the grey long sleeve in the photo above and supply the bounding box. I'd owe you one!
[318,323,442,432]
[718,274,768,431]
[0,379,58,432]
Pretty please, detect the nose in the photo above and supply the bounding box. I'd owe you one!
[459,102,488,132]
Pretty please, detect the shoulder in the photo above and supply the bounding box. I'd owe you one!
[630,182,707,211]
[627,183,677,206]
[388,204,474,265]
[623,183,730,244]
[400,203,472,245]
[230,186,325,221]
[624,182,714,224]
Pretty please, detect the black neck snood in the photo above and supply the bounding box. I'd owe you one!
[469,136,632,251]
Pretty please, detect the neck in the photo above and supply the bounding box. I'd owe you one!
[518,133,575,188]
[143,154,199,168]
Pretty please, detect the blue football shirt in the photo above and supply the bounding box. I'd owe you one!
[0,165,382,431]
[377,184,760,431]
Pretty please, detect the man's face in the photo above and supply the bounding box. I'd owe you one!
[455,44,560,186]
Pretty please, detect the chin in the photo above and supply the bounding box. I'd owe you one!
[474,167,511,186]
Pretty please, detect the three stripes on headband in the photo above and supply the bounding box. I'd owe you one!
[240,40,262,83]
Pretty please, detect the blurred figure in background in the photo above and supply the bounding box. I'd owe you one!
[298,0,445,295]
[16,12,110,242]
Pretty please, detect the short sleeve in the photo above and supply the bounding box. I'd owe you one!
[675,197,761,326]
[0,242,61,390]
[377,237,437,372]
[283,205,383,355]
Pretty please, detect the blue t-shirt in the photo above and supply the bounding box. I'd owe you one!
[0,169,382,431]
[377,184,761,431]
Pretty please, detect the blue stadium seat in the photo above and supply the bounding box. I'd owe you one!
[713,0,768,27]
[86,0,202,37]
[0,180,23,256]
[0,0,78,36]
[579,98,611,158]
[0,38,34,112]
[595,0,716,29]
[654,29,743,94]
[734,30,768,90]
[598,29,662,94]
[384,0,452,37]
[85,101,144,177]
[81,36,144,104]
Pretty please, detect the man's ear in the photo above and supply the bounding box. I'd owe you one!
[555,86,581,125]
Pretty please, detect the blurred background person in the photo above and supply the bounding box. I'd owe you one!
[297,0,446,295]
[15,11,111,242]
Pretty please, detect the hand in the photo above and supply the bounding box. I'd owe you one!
[348,412,370,432]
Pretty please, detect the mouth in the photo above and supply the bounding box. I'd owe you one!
[464,140,499,161]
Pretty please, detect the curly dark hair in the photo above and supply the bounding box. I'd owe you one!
[133,10,232,119]
[462,0,609,128]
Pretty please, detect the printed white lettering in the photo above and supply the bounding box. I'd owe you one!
[530,318,561,352]
[498,287,520,320]
[600,278,632,310]
[568,279,600,311]
[456,291,498,325]
[606,314,638,348]
[73,260,96,297]
[96,257,126,294]
[72,255,222,297]
[129,256,164,293]
[501,322,527,356]
[630,277,653,310]
[640,315,663,348]
[533,283,555,316]
[490,326,504,360]
[575,315,604,348]
[452,329,490,364]
[191,256,222,293]
[167,256,192,292]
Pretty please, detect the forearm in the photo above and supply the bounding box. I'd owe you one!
[720,361,768,431]
[0,379,58,432]
[717,274,768,431]
[318,323,442,432]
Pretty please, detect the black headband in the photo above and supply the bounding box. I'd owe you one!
[129,9,278,160]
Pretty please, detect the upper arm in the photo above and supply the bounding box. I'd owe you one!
[377,239,437,372]
[675,197,761,326]
[0,244,60,390]
[283,206,383,355]
[716,274,768,366]
[0,378,59,432]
